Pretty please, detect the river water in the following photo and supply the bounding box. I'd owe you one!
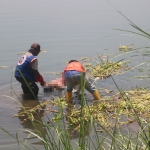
[0,0,150,149]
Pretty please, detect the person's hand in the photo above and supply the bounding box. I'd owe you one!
[36,74,46,86]
[40,81,46,86]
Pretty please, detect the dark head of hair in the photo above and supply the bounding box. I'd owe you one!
[30,43,41,51]
[68,60,78,64]
[28,43,41,56]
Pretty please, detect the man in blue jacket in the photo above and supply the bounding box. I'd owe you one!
[15,43,46,99]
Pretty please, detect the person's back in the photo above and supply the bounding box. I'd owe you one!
[15,52,36,82]
[64,60,86,73]
[63,60,100,102]
[15,43,46,99]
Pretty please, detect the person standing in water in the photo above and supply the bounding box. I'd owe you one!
[63,60,100,102]
[15,43,46,99]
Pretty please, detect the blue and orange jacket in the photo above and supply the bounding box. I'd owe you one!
[15,52,37,82]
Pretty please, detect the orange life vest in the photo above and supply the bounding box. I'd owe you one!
[64,62,86,73]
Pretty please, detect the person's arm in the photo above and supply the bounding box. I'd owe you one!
[33,69,40,78]
[31,59,46,86]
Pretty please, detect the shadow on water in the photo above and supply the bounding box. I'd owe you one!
[17,95,47,145]
[16,88,67,146]
[0,84,47,149]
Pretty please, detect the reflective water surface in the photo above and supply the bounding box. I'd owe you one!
[0,0,150,149]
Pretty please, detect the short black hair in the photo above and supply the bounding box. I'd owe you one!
[31,43,41,51]
[28,43,41,55]
[68,60,78,64]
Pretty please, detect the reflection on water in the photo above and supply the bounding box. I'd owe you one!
[17,99,47,145]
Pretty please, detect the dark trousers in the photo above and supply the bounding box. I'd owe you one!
[15,76,39,98]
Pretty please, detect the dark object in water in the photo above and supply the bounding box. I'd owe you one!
[43,86,54,92]
[43,86,66,92]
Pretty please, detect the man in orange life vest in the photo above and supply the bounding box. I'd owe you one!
[63,60,100,102]
[15,43,46,99]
